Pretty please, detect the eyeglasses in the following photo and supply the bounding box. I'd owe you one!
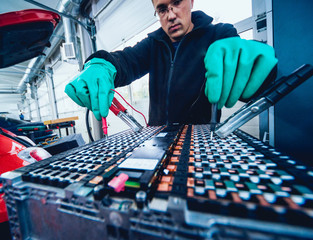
[154,0,184,19]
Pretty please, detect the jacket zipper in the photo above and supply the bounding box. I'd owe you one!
[164,42,181,125]
[159,28,200,124]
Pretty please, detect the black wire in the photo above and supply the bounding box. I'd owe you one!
[85,109,94,142]
[181,79,207,124]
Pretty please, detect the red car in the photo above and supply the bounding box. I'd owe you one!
[0,9,60,239]
[0,127,52,238]
[0,127,52,221]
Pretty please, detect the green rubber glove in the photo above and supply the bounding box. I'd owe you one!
[65,58,117,121]
[204,37,278,109]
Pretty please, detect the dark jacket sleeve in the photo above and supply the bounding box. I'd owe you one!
[85,37,152,88]
[213,22,239,41]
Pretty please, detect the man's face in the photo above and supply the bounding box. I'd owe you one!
[152,0,194,42]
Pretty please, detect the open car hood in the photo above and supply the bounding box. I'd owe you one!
[0,9,60,68]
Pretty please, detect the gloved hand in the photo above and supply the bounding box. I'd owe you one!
[204,37,278,109]
[65,58,117,121]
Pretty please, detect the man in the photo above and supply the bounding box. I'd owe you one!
[65,0,277,126]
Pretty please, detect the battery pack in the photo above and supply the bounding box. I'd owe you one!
[2,125,313,240]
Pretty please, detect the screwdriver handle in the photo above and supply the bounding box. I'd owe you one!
[210,103,218,129]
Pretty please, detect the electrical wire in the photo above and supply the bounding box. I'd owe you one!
[85,90,148,142]
[85,109,94,142]
[110,89,148,126]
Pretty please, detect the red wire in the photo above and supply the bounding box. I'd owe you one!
[111,89,148,126]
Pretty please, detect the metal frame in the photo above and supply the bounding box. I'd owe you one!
[45,66,59,120]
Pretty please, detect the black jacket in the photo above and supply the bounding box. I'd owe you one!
[87,11,238,125]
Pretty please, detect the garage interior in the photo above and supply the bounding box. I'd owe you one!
[0,0,313,239]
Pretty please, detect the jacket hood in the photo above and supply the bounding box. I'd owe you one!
[149,11,214,41]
